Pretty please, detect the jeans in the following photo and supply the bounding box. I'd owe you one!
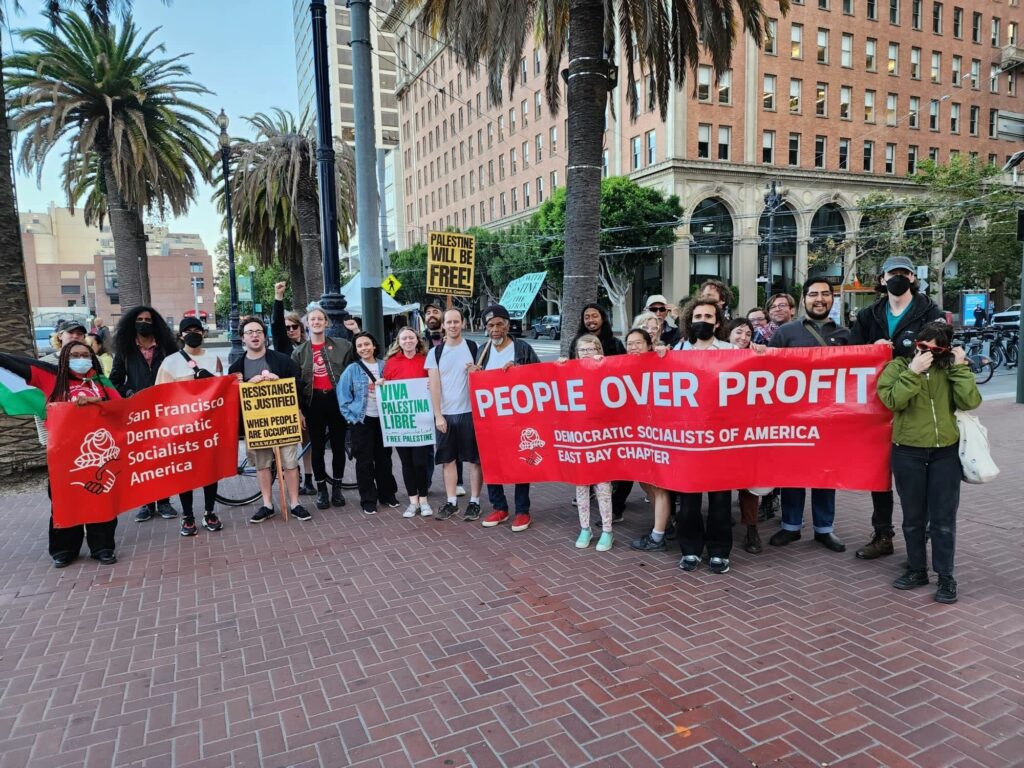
[350,417,396,509]
[891,443,961,576]
[780,488,836,534]
[487,483,531,515]
[307,389,347,483]
[677,491,733,558]
[870,490,895,535]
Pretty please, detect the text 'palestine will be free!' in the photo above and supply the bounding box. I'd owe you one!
[427,231,475,297]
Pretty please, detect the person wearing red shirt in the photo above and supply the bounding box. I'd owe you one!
[382,326,434,518]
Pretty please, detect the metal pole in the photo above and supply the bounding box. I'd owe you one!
[309,0,351,339]
[349,0,385,343]
[192,277,200,324]
[1017,240,1024,404]
[218,111,244,364]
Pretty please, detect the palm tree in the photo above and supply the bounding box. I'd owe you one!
[6,12,214,309]
[402,0,788,352]
[229,109,356,308]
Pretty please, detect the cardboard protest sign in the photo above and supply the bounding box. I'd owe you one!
[378,378,435,447]
[427,231,475,297]
[239,378,302,449]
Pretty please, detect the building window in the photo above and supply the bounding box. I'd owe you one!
[867,0,877,20]
[511,187,519,212]
[907,145,918,174]
[952,55,962,86]
[765,18,778,54]
[61,284,80,295]
[500,192,507,216]
[839,138,850,169]
[989,109,999,138]
[992,18,1000,48]
[890,0,900,24]
[972,11,982,43]
[863,140,874,172]
[791,24,803,58]
[929,147,939,162]
[888,43,899,74]
[886,93,898,125]
[631,136,641,169]
[646,130,656,165]
[950,102,960,133]
[929,99,939,130]
[191,277,205,290]
[790,78,802,112]
[762,130,775,164]
[718,126,731,160]
[952,6,962,38]
[788,133,801,166]
[763,74,777,110]
[841,33,853,67]
[931,51,941,83]
[189,262,203,273]
[819,0,829,8]
[718,70,732,104]
[910,47,921,78]
[550,170,558,189]
[534,91,542,120]
[885,143,896,173]
[865,90,876,122]
[912,0,922,29]
[550,126,557,154]
[697,65,712,101]
[816,82,828,116]
[866,38,877,70]
[815,136,827,168]
[931,2,941,33]
[843,0,853,12]
[969,105,980,136]
[817,28,829,63]
[537,177,544,204]
[990,65,999,94]
[971,59,980,89]
[1010,73,1017,97]
[909,96,921,128]
[536,134,543,162]
[840,86,852,119]
[698,123,711,158]
[524,182,530,208]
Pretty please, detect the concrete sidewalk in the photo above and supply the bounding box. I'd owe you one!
[0,400,1022,767]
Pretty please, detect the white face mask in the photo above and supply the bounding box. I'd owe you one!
[69,358,93,375]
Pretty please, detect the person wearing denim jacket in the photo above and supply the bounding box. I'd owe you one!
[337,332,399,514]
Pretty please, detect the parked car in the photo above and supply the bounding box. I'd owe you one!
[531,315,561,340]
[35,326,56,358]
[991,304,1021,329]
[509,318,523,337]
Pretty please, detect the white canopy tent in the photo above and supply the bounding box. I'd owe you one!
[339,272,419,317]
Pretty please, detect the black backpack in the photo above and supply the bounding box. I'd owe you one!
[433,338,479,365]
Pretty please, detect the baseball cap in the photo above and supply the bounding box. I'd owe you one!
[56,319,87,334]
[179,316,204,333]
[645,294,670,309]
[881,256,915,274]
[482,304,510,322]
[423,298,444,312]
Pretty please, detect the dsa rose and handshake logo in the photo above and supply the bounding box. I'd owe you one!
[70,429,121,495]
[518,428,546,466]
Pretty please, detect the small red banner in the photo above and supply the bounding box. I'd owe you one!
[470,347,893,492]
[47,377,240,527]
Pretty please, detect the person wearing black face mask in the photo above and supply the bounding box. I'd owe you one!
[672,298,733,350]
[850,256,944,561]
[111,305,179,522]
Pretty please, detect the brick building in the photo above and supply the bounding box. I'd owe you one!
[20,204,216,329]
[387,0,1023,322]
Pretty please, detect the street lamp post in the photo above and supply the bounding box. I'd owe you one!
[763,180,786,296]
[218,109,243,364]
[248,264,257,316]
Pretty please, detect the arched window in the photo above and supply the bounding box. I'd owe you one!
[690,198,734,285]
[759,202,797,292]
[809,203,848,282]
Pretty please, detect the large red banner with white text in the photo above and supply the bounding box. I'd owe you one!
[47,377,240,527]
[470,347,893,492]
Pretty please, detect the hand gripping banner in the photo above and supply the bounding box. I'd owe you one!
[47,377,240,527]
[470,347,893,492]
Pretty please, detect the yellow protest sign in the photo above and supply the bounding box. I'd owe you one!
[239,377,302,449]
[427,231,475,297]
[381,273,402,297]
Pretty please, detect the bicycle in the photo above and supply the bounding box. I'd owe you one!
[953,330,995,385]
[216,440,358,507]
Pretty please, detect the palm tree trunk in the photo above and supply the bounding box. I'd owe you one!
[288,259,308,310]
[98,146,149,310]
[297,186,324,303]
[0,43,45,474]
[560,0,606,355]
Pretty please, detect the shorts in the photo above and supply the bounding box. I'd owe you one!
[247,442,300,471]
[435,412,479,464]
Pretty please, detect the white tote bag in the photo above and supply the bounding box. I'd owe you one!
[955,410,999,484]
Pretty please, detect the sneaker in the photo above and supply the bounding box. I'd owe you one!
[482,509,509,527]
[709,557,730,574]
[575,529,593,548]
[510,513,531,532]
[630,533,666,552]
[419,502,434,517]
[892,569,930,590]
[596,531,614,552]
[456,485,466,497]
[383,498,401,509]
[679,555,700,571]
[403,504,418,518]
[463,501,482,522]
[362,505,377,515]
[436,502,458,520]
[157,500,177,519]
[202,512,223,532]
[855,532,894,560]
[134,504,154,522]
[180,518,198,537]
[291,505,312,521]
[249,506,275,524]
[935,575,958,604]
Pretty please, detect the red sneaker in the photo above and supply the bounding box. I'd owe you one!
[511,513,531,532]
[482,509,509,527]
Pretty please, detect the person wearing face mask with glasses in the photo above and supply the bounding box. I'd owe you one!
[110,305,179,522]
[877,322,981,604]
[850,256,944,562]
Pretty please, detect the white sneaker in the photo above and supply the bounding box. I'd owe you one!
[419,502,434,517]
[456,485,466,497]
[403,504,418,518]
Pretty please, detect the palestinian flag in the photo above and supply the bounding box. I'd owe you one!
[0,364,47,419]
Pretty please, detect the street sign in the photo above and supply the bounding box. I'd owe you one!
[426,231,475,297]
[254,303,262,313]
[237,277,251,302]
[499,272,547,319]
[381,274,402,297]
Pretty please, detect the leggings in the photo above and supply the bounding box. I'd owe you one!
[179,482,218,517]
[397,446,431,497]
[577,483,613,532]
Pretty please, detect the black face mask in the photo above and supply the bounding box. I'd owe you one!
[183,332,203,348]
[690,321,716,341]
[886,275,912,297]
[135,321,154,337]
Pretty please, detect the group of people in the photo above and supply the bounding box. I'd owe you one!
[6,257,981,604]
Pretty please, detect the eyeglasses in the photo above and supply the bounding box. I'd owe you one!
[915,342,949,353]
[769,302,791,310]
[285,324,300,331]
[243,329,264,336]
[648,305,668,313]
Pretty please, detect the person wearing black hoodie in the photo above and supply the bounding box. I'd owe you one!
[850,255,944,560]
[569,303,626,358]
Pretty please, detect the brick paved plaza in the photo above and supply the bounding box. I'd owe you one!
[0,399,1022,767]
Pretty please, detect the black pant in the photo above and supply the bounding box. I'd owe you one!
[179,482,218,517]
[397,446,431,497]
[611,480,633,517]
[892,443,961,576]
[48,485,117,557]
[350,417,396,508]
[307,389,347,482]
[676,491,733,559]
[869,490,895,535]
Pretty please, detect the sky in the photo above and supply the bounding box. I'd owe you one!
[11,0,301,256]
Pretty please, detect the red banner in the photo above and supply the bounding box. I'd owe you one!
[470,347,893,492]
[47,377,240,527]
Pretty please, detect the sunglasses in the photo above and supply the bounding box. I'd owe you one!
[915,342,949,353]
[649,305,668,313]
[285,324,300,331]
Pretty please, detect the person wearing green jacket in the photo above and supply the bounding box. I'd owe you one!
[877,322,982,604]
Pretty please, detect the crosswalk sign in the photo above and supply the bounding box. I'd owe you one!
[381,274,402,297]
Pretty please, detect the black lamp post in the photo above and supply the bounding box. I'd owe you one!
[763,180,787,295]
[218,109,243,364]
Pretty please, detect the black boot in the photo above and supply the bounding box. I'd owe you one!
[331,482,346,507]
[299,475,316,496]
[315,481,330,510]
